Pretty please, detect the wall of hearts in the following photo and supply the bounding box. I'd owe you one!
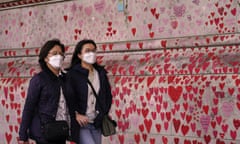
[0,0,240,144]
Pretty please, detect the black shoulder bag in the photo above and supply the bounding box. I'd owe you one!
[87,79,117,137]
[42,120,69,142]
[39,99,69,141]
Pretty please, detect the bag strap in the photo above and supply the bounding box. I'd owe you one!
[86,79,105,112]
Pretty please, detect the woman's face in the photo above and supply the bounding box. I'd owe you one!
[45,45,64,69]
[78,43,96,64]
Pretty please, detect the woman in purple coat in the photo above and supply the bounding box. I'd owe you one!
[19,39,71,144]
[66,39,113,144]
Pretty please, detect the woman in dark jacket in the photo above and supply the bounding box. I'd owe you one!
[66,39,113,144]
[19,39,72,144]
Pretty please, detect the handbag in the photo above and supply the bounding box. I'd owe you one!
[42,120,69,142]
[101,115,117,136]
[87,79,117,137]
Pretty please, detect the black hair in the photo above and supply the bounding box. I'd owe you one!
[38,39,65,70]
[69,39,97,68]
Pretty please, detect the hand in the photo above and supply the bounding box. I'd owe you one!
[18,140,29,144]
[75,112,89,127]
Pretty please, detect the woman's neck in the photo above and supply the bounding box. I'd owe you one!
[47,63,60,76]
[81,62,93,73]
[51,68,60,76]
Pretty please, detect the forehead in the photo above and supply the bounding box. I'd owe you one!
[50,45,63,52]
[82,43,96,50]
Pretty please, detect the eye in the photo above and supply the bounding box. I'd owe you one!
[48,51,65,57]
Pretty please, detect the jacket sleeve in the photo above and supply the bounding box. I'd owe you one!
[19,75,41,141]
[65,73,79,115]
[104,72,113,113]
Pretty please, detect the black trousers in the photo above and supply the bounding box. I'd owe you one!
[36,139,66,144]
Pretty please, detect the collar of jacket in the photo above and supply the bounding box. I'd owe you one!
[41,65,65,81]
[72,63,107,76]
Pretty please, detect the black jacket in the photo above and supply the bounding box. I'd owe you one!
[66,64,113,143]
[19,68,71,142]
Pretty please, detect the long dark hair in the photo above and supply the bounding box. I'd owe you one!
[38,39,65,70]
[69,39,97,68]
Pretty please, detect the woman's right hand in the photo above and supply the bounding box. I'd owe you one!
[75,112,89,127]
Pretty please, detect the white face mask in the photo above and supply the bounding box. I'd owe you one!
[48,54,64,69]
[82,52,96,64]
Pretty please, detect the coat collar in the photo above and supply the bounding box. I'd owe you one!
[72,63,106,76]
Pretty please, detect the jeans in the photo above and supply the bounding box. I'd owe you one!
[79,123,102,144]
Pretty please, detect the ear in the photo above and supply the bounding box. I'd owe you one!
[44,57,49,63]
[78,53,82,60]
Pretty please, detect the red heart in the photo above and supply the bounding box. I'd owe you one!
[138,42,143,49]
[6,115,10,122]
[213,130,218,138]
[118,135,124,144]
[181,125,189,136]
[191,123,196,132]
[115,110,121,119]
[156,104,161,113]
[173,118,181,132]
[148,23,152,30]
[161,40,167,48]
[131,28,136,36]
[203,105,209,114]
[142,133,147,142]
[101,44,107,51]
[63,15,68,22]
[139,124,144,132]
[164,121,169,130]
[142,108,149,118]
[144,119,152,133]
[233,119,240,129]
[35,48,39,54]
[168,86,182,103]
[166,112,171,121]
[126,42,131,49]
[171,20,178,29]
[186,115,192,124]
[155,124,161,132]
[5,132,12,143]
[134,134,140,143]
[231,8,236,16]
[162,136,168,144]
[151,112,156,120]
[150,138,155,144]
[204,135,211,144]
[21,91,25,99]
[127,16,132,22]
[237,102,240,110]
[174,137,179,144]
[184,139,191,144]
[235,79,240,86]
[150,8,156,16]
[149,32,154,38]
[22,42,25,48]
[155,13,160,19]
[216,116,222,125]
[183,102,188,111]
[230,130,237,140]
[211,121,216,129]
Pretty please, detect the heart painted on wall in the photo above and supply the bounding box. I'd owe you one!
[168,86,182,103]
